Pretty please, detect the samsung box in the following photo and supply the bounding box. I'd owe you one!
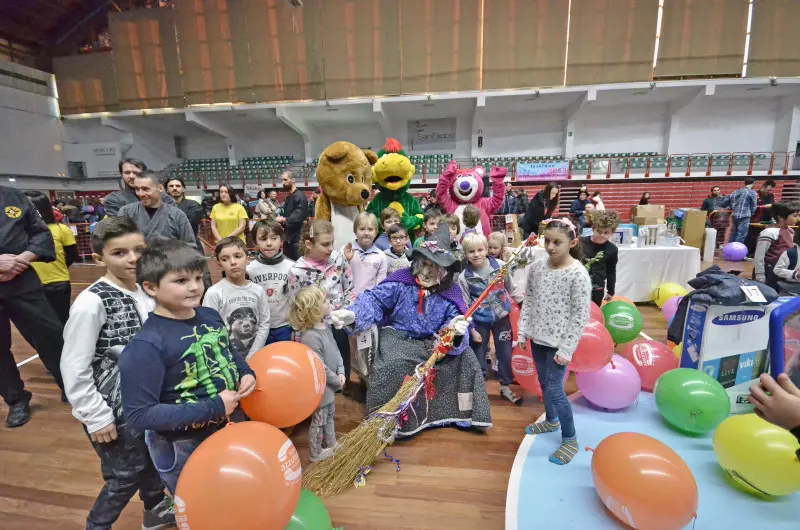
[679,301,774,413]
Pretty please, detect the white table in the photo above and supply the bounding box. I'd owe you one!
[521,245,701,303]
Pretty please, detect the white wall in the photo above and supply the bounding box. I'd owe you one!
[0,85,66,177]
[670,97,780,154]
[479,110,564,157]
[311,123,385,156]
[575,103,668,155]
[184,136,228,160]
[234,122,305,160]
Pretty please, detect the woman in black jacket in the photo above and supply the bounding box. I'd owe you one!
[520,182,560,238]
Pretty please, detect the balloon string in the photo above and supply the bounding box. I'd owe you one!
[692,514,697,530]
[383,449,401,472]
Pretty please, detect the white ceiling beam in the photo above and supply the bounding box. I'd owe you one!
[184,110,236,138]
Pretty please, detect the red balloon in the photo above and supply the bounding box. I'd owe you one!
[589,302,605,325]
[241,341,326,428]
[511,349,569,397]
[175,422,302,530]
[621,340,679,392]
[569,320,614,373]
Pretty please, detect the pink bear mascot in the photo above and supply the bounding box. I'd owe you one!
[436,160,507,236]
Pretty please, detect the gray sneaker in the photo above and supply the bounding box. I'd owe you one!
[309,447,334,463]
[500,386,523,405]
[142,497,176,530]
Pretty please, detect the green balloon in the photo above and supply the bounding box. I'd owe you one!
[600,301,643,344]
[285,488,333,530]
[654,368,731,435]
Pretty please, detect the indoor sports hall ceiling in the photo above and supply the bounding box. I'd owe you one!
[0,0,111,47]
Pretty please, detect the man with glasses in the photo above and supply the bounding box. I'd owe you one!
[104,159,174,217]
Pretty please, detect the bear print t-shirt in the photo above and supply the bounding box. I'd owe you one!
[202,279,270,358]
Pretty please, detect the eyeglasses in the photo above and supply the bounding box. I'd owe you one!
[390,236,408,242]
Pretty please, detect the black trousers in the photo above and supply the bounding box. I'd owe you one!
[332,327,351,380]
[591,288,605,307]
[284,237,301,261]
[43,281,72,325]
[85,423,165,530]
[0,277,65,405]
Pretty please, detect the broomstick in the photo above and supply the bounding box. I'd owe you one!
[302,235,538,498]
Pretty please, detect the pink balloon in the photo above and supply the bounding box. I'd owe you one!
[590,302,605,325]
[569,320,614,373]
[511,349,569,397]
[661,296,682,322]
[575,355,641,410]
[621,340,679,392]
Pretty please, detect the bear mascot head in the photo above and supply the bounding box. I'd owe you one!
[315,141,378,248]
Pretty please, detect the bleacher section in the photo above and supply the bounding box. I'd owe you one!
[168,156,295,182]
[473,155,564,166]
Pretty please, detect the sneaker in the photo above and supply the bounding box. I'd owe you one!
[309,447,334,463]
[500,386,523,405]
[5,390,32,428]
[142,496,175,530]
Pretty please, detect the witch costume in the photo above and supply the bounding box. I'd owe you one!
[334,223,492,438]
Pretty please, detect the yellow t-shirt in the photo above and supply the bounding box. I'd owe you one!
[211,202,248,243]
[32,223,76,285]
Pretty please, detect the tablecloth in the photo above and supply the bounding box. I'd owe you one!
[522,245,701,302]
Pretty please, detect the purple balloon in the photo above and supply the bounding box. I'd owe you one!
[722,242,748,261]
[575,355,641,410]
[661,296,682,322]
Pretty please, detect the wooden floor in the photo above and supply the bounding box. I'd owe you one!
[0,259,751,529]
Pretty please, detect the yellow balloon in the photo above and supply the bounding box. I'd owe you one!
[672,343,681,360]
[713,414,800,497]
[652,283,688,308]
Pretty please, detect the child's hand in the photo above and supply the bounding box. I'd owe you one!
[90,422,118,444]
[603,294,613,302]
[219,390,240,415]
[554,354,570,366]
[516,339,527,351]
[344,242,354,262]
[338,374,346,388]
[470,329,482,343]
[237,374,256,398]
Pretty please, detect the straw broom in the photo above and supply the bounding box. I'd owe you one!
[303,235,537,498]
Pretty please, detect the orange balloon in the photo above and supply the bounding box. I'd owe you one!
[591,432,697,530]
[603,295,634,306]
[241,341,326,428]
[175,422,302,530]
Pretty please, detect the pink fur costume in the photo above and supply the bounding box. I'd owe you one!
[435,160,507,236]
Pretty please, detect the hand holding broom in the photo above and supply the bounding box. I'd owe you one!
[303,235,538,498]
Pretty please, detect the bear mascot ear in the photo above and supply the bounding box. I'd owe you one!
[473,166,485,177]
[323,141,351,162]
[364,149,378,165]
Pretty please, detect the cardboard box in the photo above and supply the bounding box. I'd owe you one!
[631,204,665,220]
[633,216,666,227]
[679,300,774,414]
[680,209,707,249]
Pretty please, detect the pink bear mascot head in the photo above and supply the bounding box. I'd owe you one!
[449,166,486,204]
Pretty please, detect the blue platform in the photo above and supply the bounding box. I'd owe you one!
[505,393,799,529]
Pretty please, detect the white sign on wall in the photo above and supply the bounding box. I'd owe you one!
[244,183,263,197]
[407,118,457,151]
[64,142,121,179]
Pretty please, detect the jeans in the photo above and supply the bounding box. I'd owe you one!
[144,431,208,496]
[85,423,165,530]
[471,317,514,386]
[730,216,751,244]
[266,325,293,345]
[530,342,575,438]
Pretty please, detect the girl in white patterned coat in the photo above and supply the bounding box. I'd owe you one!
[518,218,591,466]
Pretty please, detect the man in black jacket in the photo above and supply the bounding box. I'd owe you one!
[0,186,66,427]
[166,177,204,250]
[104,158,174,216]
[276,171,308,260]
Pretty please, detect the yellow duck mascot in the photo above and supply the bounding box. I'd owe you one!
[367,138,423,235]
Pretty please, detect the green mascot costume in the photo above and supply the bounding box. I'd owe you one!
[367,138,423,234]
